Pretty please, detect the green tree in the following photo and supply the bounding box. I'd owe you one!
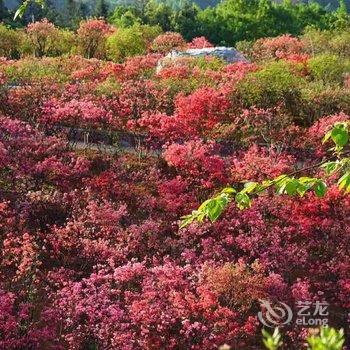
[107,23,160,62]
[109,5,143,27]
[145,0,173,31]
[170,1,200,40]
[62,0,82,28]
[331,0,350,28]
[0,0,9,22]
[94,0,109,18]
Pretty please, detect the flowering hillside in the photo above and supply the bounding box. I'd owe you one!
[0,19,350,349]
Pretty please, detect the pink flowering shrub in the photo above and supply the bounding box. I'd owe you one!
[42,97,114,128]
[253,34,305,61]
[151,32,186,53]
[163,140,227,187]
[137,87,232,141]
[26,19,59,57]
[0,289,58,349]
[187,36,214,49]
[230,145,295,182]
[77,19,112,59]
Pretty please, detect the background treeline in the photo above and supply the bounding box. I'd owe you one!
[1,0,350,45]
[110,0,350,44]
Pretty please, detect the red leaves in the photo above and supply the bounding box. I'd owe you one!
[230,145,295,182]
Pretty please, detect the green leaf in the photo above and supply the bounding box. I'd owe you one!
[35,0,45,7]
[321,161,340,175]
[274,175,288,183]
[179,213,196,228]
[206,195,229,222]
[338,172,350,192]
[296,182,309,197]
[322,130,332,144]
[307,327,344,350]
[14,2,28,19]
[198,199,212,211]
[314,180,327,197]
[274,175,289,194]
[331,125,348,148]
[262,328,282,350]
[235,192,251,210]
[242,182,258,194]
[285,179,299,196]
[298,177,316,184]
[220,187,236,195]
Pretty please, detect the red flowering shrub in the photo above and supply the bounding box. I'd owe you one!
[157,176,195,214]
[77,19,112,59]
[187,36,214,49]
[174,87,231,132]
[203,260,269,312]
[253,34,305,61]
[233,107,302,147]
[138,87,232,141]
[0,289,58,349]
[3,82,59,122]
[230,145,295,182]
[223,61,258,82]
[305,112,350,156]
[26,19,59,57]
[151,32,186,53]
[52,261,260,349]
[163,140,227,187]
[123,54,161,79]
[41,97,114,128]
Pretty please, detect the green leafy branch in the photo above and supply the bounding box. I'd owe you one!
[180,122,350,228]
[262,328,283,350]
[262,327,345,350]
[14,0,45,20]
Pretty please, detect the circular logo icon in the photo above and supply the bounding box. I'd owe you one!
[258,299,293,328]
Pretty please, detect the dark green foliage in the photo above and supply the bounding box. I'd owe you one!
[94,0,109,17]
[108,0,347,45]
[6,0,350,44]
[0,0,10,21]
[61,0,85,28]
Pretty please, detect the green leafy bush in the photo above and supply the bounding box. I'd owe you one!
[107,24,161,62]
[237,61,305,110]
[303,27,350,57]
[301,82,350,122]
[0,24,22,59]
[262,328,283,350]
[308,53,350,84]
